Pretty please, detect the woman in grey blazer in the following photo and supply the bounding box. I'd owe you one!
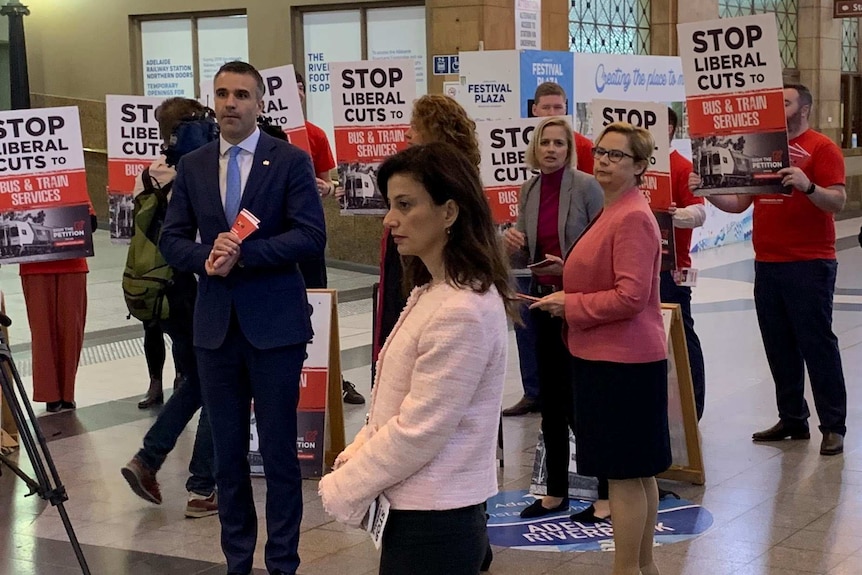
[503,116,603,518]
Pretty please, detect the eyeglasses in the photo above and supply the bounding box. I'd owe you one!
[591,147,635,163]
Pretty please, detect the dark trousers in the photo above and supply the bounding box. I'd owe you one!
[660,270,706,420]
[514,276,540,399]
[754,260,846,435]
[196,320,306,575]
[143,322,167,379]
[379,504,488,575]
[137,274,214,495]
[532,307,574,498]
[137,342,214,495]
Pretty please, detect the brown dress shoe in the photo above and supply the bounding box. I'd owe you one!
[121,457,162,504]
[502,396,541,416]
[820,432,844,456]
[752,420,810,442]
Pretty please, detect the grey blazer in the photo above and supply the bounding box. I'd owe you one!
[512,167,604,269]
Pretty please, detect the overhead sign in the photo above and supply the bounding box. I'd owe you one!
[573,53,685,105]
[432,55,460,75]
[834,1,862,18]
[515,0,542,50]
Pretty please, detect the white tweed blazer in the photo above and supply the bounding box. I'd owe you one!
[319,282,508,527]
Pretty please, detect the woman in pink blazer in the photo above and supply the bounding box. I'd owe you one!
[533,122,670,575]
[319,142,518,575]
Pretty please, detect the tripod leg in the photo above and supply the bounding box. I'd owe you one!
[56,503,91,575]
[0,344,92,574]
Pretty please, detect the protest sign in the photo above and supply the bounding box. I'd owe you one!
[201,64,310,153]
[521,51,575,118]
[591,100,671,209]
[591,99,675,270]
[678,14,789,196]
[0,107,93,264]
[330,60,415,215]
[458,51,521,120]
[478,117,546,224]
[106,95,163,242]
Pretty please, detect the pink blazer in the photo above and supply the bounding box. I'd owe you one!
[319,283,507,527]
[563,187,666,363]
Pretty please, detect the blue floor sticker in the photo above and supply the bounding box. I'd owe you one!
[487,489,713,552]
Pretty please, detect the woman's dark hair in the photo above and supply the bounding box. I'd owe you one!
[377,142,519,321]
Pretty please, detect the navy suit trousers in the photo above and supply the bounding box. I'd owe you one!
[197,315,307,575]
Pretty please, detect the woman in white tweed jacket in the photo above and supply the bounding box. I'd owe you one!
[319,142,519,575]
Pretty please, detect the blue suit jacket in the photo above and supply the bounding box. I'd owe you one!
[160,132,327,350]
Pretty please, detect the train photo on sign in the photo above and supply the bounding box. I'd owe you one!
[691,131,787,195]
[0,205,94,264]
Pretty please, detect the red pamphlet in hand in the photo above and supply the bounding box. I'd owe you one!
[231,209,260,240]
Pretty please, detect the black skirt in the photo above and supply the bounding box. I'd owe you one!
[571,356,672,479]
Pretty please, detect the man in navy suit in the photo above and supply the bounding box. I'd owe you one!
[160,61,326,575]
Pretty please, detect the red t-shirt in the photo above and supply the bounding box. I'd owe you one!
[574,132,594,175]
[20,258,88,275]
[752,129,844,262]
[670,150,704,269]
[305,121,336,176]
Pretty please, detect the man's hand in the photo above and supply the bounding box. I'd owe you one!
[688,173,702,190]
[777,166,811,193]
[316,177,333,197]
[206,232,242,276]
[503,227,526,255]
[667,202,678,216]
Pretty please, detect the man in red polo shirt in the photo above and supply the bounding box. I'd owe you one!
[697,84,847,455]
[664,107,707,421]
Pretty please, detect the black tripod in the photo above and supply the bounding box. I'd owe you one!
[0,312,91,574]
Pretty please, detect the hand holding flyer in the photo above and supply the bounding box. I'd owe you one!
[231,208,260,240]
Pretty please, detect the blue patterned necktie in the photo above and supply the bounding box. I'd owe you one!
[224,146,242,224]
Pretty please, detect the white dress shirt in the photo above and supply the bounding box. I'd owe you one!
[218,128,261,210]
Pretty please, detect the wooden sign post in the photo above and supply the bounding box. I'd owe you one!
[659,303,706,485]
[320,289,346,470]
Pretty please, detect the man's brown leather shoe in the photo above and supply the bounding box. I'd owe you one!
[121,456,162,504]
[502,396,541,416]
[752,421,810,442]
[820,432,844,456]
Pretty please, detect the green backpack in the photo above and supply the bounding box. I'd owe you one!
[122,168,173,323]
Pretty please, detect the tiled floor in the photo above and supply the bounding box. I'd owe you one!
[3,217,862,574]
